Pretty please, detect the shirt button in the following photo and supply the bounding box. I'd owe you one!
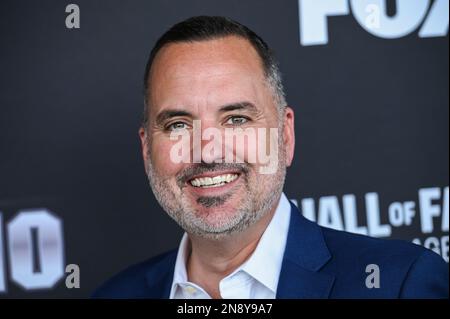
[184,286,197,295]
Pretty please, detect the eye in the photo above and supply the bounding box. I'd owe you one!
[167,122,189,131]
[226,116,249,125]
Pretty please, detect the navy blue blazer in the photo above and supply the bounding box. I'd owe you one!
[93,202,449,298]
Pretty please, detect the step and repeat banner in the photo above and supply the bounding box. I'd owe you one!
[0,0,448,298]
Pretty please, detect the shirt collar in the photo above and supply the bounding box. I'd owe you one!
[240,192,291,292]
[169,192,291,298]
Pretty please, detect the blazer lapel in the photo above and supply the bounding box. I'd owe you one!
[276,201,335,299]
[144,250,177,298]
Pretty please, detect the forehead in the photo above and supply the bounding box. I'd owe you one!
[147,36,270,114]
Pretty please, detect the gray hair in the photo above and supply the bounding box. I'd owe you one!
[142,16,287,129]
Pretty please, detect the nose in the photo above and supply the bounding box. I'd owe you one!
[191,119,225,164]
[200,134,223,163]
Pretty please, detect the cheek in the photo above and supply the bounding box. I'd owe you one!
[227,127,279,167]
[238,136,258,164]
[150,138,183,177]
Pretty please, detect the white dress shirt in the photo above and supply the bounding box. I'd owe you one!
[169,192,291,299]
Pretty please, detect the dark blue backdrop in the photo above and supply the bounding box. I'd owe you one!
[0,0,448,298]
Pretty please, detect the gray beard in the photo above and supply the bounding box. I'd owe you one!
[145,135,287,239]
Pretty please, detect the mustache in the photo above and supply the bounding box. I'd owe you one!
[176,162,250,187]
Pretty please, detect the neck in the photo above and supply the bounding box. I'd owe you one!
[186,197,280,299]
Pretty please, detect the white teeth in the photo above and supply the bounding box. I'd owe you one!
[190,174,238,188]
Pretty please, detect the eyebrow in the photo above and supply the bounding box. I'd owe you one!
[155,110,193,126]
[219,101,258,114]
[154,101,259,126]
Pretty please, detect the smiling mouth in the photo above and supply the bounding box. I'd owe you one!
[189,173,239,188]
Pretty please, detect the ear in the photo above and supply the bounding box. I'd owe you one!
[283,107,295,167]
[139,127,149,171]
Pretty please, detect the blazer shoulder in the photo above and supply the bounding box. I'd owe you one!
[399,247,449,298]
[320,225,427,260]
[318,226,448,298]
[91,249,177,298]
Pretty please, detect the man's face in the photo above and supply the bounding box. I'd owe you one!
[139,36,295,238]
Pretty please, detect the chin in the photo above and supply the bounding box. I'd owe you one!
[193,206,244,229]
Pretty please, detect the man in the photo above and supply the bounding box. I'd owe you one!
[93,16,448,299]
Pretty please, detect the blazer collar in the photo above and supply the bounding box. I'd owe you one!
[276,201,335,298]
[145,250,177,298]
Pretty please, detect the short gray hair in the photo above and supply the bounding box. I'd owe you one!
[142,16,287,129]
